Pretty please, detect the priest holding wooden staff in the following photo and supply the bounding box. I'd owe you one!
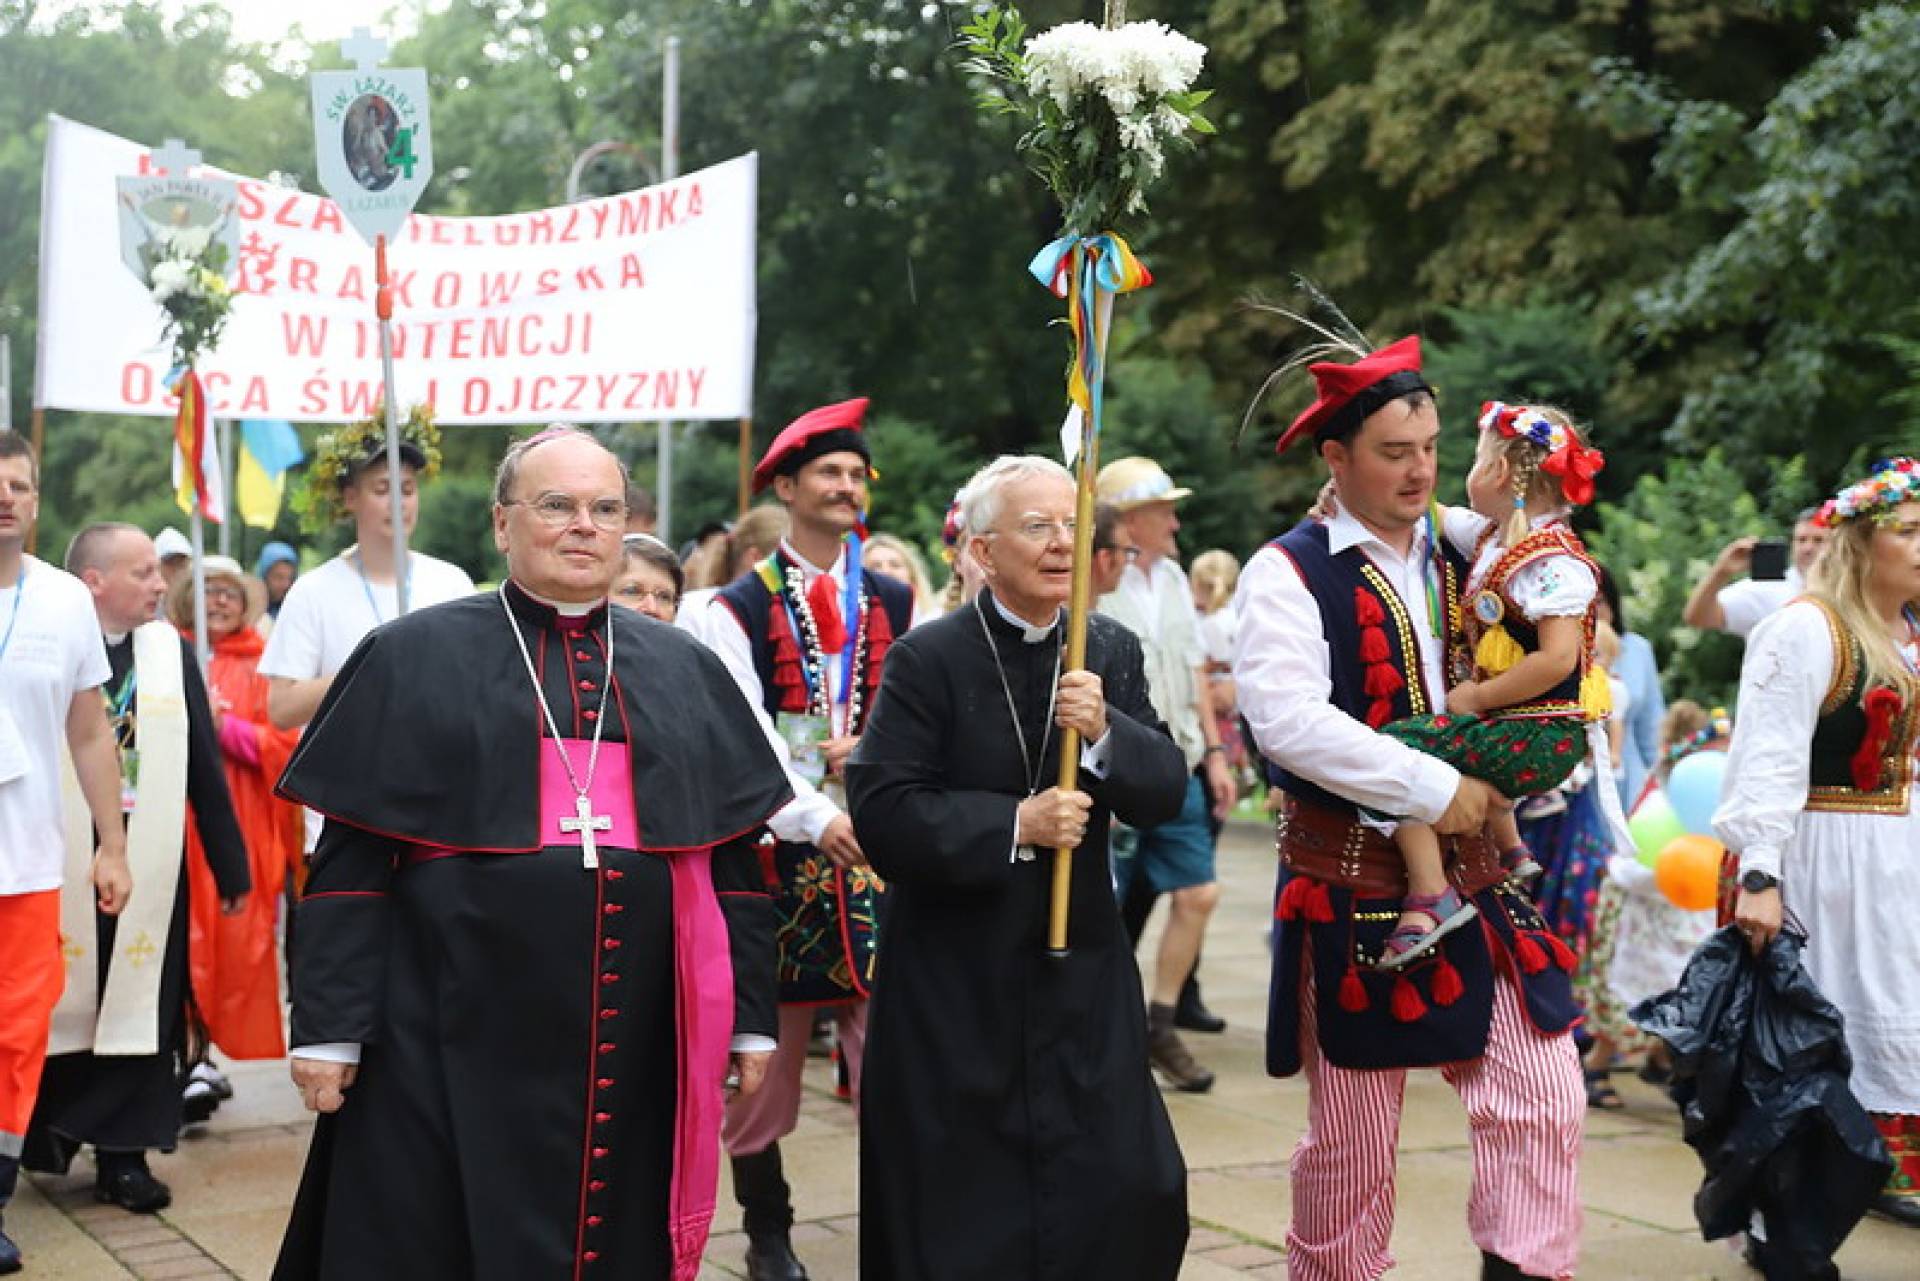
[847,455,1190,1281]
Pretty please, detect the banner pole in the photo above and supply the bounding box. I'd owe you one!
[216,418,233,557]
[375,234,410,615]
[737,418,751,517]
[26,407,43,555]
[189,506,210,673]
[657,33,681,545]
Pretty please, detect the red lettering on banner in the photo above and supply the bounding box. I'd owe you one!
[617,196,645,238]
[618,255,644,289]
[517,316,541,354]
[273,196,304,229]
[594,374,620,407]
[300,375,328,416]
[390,271,415,307]
[464,223,485,247]
[687,183,703,217]
[498,221,522,248]
[340,380,377,417]
[589,204,612,238]
[560,208,582,243]
[687,367,706,404]
[581,313,593,353]
[658,189,679,228]
[431,274,462,308]
[239,377,269,413]
[430,220,454,246]
[530,376,557,413]
[313,202,344,235]
[288,258,319,294]
[204,371,230,410]
[624,373,648,411]
[448,319,473,360]
[574,266,603,291]
[563,376,588,411]
[481,318,509,360]
[528,212,554,245]
[283,314,329,357]
[479,272,520,308]
[536,269,560,296]
[122,363,153,405]
[237,181,266,221]
[463,379,489,417]
[337,266,366,301]
[652,371,678,409]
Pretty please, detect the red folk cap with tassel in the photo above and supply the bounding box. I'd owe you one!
[1276,335,1430,455]
[752,397,873,494]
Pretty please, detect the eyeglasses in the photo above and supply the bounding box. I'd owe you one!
[997,517,1077,545]
[614,586,678,609]
[507,493,629,531]
[205,584,246,604]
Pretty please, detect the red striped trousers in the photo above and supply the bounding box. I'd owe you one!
[1287,968,1584,1280]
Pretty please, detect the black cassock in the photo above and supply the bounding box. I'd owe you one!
[846,594,1190,1281]
[271,585,789,1281]
[25,632,248,1171]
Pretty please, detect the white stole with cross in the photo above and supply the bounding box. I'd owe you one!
[49,621,190,1057]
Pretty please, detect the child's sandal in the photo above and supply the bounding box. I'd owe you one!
[1377,887,1480,971]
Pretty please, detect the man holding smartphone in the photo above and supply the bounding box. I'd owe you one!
[1681,508,1828,638]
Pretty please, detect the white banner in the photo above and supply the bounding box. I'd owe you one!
[35,114,757,423]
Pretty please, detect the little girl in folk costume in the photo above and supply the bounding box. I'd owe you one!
[1373,401,1618,968]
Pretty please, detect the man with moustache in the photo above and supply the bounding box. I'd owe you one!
[272,427,788,1280]
[22,526,249,1214]
[702,399,913,1281]
[1232,339,1585,1281]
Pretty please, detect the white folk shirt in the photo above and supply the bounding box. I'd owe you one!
[1715,568,1803,640]
[1232,510,1458,824]
[704,540,859,847]
[0,556,113,894]
[1098,557,1206,770]
[259,548,477,852]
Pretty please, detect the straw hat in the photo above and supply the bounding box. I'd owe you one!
[166,555,267,635]
[1095,456,1192,511]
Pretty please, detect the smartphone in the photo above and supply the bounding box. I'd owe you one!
[1750,539,1789,581]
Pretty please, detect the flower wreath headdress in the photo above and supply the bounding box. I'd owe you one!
[292,403,444,535]
[1477,401,1605,507]
[1812,457,1919,529]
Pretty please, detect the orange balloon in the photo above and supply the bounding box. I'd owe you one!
[1655,834,1725,912]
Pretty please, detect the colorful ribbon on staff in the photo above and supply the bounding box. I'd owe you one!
[166,366,223,522]
[1028,233,1153,459]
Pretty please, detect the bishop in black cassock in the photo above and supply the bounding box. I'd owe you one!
[846,457,1191,1281]
[272,428,789,1281]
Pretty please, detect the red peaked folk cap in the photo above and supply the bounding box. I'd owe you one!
[1276,336,1430,455]
[751,397,873,493]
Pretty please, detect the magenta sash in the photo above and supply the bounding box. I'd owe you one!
[541,741,733,1280]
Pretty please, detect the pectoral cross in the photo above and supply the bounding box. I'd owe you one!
[559,793,612,870]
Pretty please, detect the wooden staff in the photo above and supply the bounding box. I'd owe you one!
[1047,0,1128,955]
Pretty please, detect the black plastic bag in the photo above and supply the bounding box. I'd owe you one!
[1632,925,1892,1281]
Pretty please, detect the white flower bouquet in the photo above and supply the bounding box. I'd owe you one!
[145,225,233,369]
[959,4,1212,234]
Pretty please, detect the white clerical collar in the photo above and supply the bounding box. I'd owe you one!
[103,630,129,646]
[780,538,846,582]
[514,582,601,617]
[991,594,1061,644]
[1326,506,1429,561]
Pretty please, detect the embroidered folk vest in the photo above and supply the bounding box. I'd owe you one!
[1464,524,1605,720]
[1803,598,1918,816]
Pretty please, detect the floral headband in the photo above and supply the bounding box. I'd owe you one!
[1812,456,1919,529]
[1666,708,1733,765]
[1477,401,1605,507]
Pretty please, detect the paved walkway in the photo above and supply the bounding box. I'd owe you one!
[11,821,1913,1278]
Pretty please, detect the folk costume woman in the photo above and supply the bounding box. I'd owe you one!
[1719,457,1920,1231]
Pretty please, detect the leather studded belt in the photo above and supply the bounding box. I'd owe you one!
[1276,795,1508,899]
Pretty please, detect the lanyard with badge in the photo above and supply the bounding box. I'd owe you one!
[0,564,29,784]
[107,665,141,811]
[774,543,865,790]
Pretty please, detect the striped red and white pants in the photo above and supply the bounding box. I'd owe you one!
[1287,967,1584,1280]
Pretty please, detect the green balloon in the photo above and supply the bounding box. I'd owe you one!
[1629,791,1688,868]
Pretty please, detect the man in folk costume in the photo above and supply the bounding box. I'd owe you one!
[273,427,788,1281]
[703,398,913,1281]
[846,455,1191,1280]
[1232,338,1586,1281]
[23,526,249,1214]
[0,434,130,1277]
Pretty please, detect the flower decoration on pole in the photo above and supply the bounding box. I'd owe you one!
[958,2,1212,956]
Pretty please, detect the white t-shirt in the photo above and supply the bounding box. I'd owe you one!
[1716,569,1802,639]
[0,556,113,894]
[259,548,476,850]
[1098,557,1207,770]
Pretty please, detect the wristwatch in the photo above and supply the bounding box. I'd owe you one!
[1740,870,1780,893]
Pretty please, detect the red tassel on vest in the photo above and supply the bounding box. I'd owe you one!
[1359,626,1391,664]
[1364,663,1406,699]
[1354,588,1385,628]
[1854,686,1903,792]
[1339,967,1370,1013]
[1390,974,1428,1023]
[1515,932,1549,975]
[1547,934,1579,973]
[1432,954,1466,1006]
